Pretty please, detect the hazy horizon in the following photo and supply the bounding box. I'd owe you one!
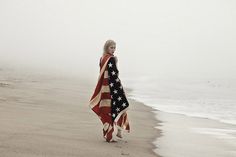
[1,0,236,80]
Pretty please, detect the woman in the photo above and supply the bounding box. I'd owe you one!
[89,39,130,142]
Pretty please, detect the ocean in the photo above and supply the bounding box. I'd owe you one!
[123,76,236,125]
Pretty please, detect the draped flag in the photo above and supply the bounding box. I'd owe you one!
[89,53,130,142]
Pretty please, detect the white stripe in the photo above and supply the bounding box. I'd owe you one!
[89,57,112,108]
[99,99,111,107]
[114,107,129,124]
[89,85,110,108]
[101,85,110,93]
[104,70,108,78]
[103,122,109,131]
[89,90,101,108]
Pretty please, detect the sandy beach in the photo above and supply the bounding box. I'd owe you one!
[1,0,236,156]
[1,67,236,157]
[0,68,161,157]
[154,110,236,157]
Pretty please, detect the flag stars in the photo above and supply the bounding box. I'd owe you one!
[116,107,120,112]
[112,71,116,76]
[113,89,118,94]
[107,58,129,119]
[122,103,126,107]
[115,78,120,82]
[109,82,114,87]
[108,63,113,68]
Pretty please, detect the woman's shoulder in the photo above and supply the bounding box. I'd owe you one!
[101,54,117,64]
[109,55,117,60]
[113,56,118,63]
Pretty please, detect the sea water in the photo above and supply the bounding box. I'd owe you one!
[123,76,236,156]
[123,76,236,125]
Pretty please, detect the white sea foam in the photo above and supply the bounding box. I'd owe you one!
[123,77,236,125]
[191,128,236,139]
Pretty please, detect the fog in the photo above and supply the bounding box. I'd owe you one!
[0,0,236,81]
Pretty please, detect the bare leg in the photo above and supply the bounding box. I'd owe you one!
[116,128,122,138]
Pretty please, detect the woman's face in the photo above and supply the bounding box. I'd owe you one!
[107,44,116,54]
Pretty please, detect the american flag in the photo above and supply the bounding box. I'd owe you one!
[89,53,130,142]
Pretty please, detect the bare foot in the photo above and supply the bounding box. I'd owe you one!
[117,134,122,138]
[116,130,123,138]
[110,139,118,142]
[106,138,118,142]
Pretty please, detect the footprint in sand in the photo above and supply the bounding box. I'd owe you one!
[0,82,10,87]
[121,151,129,156]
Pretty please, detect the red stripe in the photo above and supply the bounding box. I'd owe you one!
[90,53,129,142]
[90,55,111,101]
[100,106,111,115]
[90,73,104,101]
[92,103,100,115]
[101,92,111,99]
[106,126,114,142]
[102,78,109,85]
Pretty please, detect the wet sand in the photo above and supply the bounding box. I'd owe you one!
[0,68,161,157]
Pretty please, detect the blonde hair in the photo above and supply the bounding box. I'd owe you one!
[103,39,116,55]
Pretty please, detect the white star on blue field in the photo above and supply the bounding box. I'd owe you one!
[107,57,129,121]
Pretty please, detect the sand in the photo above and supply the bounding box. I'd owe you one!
[154,110,236,157]
[0,69,161,157]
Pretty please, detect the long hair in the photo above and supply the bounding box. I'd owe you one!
[102,39,116,56]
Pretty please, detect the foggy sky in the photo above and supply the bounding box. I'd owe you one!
[0,0,236,81]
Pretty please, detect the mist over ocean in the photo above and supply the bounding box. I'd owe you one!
[1,1,236,156]
[123,76,236,125]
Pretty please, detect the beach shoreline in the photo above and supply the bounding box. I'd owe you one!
[152,109,236,157]
[0,68,162,157]
[2,67,236,157]
[125,97,163,157]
